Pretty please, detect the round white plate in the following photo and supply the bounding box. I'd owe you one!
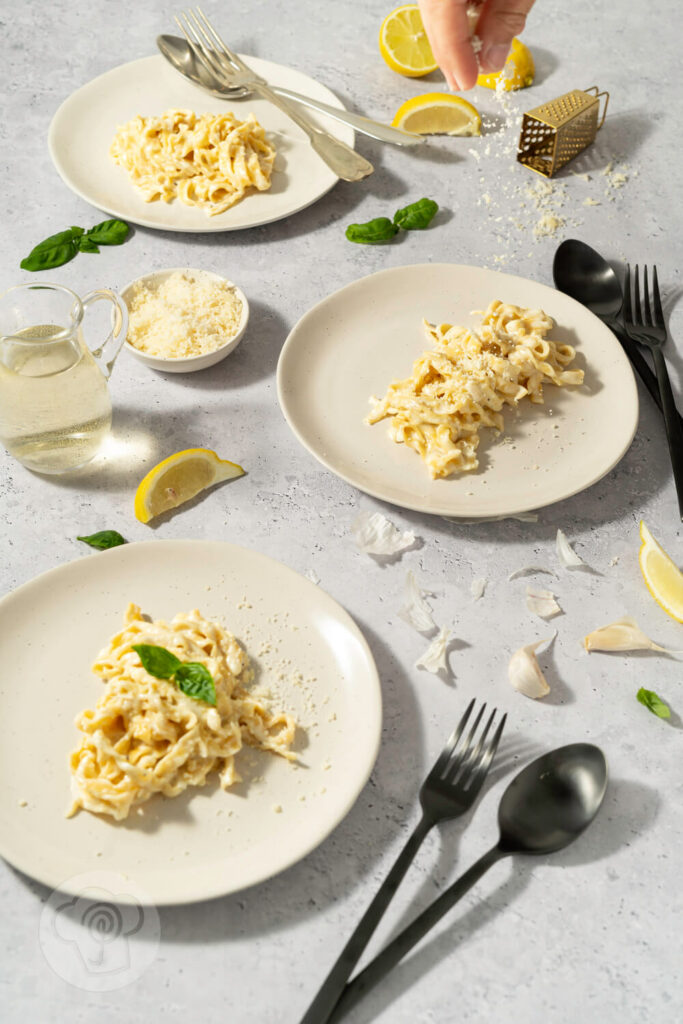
[277,263,639,518]
[48,54,353,233]
[0,541,381,905]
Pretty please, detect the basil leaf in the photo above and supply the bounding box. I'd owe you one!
[70,226,85,238]
[132,644,182,679]
[393,198,439,231]
[636,687,671,719]
[77,530,126,550]
[86,219,130,245]
[78,236,100,254]
[20,229,81,272]
[345,217,400,244]
[175,662,217,705]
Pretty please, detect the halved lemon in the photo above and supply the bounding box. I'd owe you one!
[639,521,683,622]
[392,93,481,135]
[477,37,535,90]
[134,448,245,523]
[379,5,438,77]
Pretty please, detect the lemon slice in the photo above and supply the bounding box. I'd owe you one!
[134,448,245,523]
[477,38,535,90]
[379,5,438,77]
[392,93,481,135]
[639,521,683,622]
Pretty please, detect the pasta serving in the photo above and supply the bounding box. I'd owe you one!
[110,108,276,216]
[68,604,297,821]
[366,300,584,478]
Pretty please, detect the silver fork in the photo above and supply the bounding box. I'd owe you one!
[299,699,506,1024]
[623,265,683,520]
[176,9,374,182]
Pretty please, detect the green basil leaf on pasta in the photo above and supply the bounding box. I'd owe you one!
[77,530,126,550]
[132,644,182,679]
[175,662,217,705]
[345,217,400,244]
[393,198,439,230]
[85,219,130,245]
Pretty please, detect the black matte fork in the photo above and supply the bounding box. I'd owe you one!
[299,699,506,1024]
[623,264,683,521]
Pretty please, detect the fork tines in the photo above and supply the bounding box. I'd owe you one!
[431,699,506,789]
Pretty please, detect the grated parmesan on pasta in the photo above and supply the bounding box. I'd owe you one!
[67,604,297,821]
[110,108,276,216]
[366,300,584,478]
[126,270,244,359]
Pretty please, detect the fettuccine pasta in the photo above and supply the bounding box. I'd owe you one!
[110,108,276,216]
[367,300,584,478]
[68,604,297,821]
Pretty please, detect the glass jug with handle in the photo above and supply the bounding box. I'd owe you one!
[0,282,128,473]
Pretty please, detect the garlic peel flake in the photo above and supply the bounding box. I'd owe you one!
[399,571,436,633]
[415,627,451,675]
[508,637,554,699]
[583,616,682,654]
[352,511,415,557]
[556,528,587,569]
[526,585,562,619]
[470,577,487,601]
[508,566,554,581]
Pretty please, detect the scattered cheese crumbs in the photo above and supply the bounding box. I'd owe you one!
[18,799,28,807]
[237,597,252,609]
[352,511,416,558]
[583,198,600,206]
[470,577,487,601]
[609,555,620,566]
[415,627,451,676]
[127,270,244,359]
[272,804,283,813]
[534,213,565,238]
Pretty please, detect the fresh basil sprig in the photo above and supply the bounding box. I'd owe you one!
[77,530,127,550]
[132,643,217,705]
[345,217,400,245]
[345,198,439,245]
[636,687,671,719]
[393,198,439,231]
[21,219,130,272]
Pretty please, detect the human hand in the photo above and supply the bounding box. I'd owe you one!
[417,0,536,91]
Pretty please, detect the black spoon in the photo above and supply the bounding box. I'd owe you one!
[326,743,608,1023]
[553,238,678,423]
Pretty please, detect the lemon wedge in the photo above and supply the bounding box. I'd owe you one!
[379,5,438,77]
[477,37,535,90]
[134,448,245,523]
[392,93,481,135]
[639,521,683,623]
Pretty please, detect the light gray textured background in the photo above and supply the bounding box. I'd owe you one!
[1,1,682,1022]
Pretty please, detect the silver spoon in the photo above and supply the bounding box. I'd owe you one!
[157,34,424,147]
[326,743,608,1024]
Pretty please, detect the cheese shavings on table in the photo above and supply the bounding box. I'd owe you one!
[366,300,584,478]
[127,271,243,359]
[67,604,297,821]
[110,108,276,216]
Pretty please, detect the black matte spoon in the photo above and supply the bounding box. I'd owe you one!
[326,744,608,1024]
[553,238,678,422]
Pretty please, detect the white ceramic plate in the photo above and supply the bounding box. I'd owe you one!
[0,541,381,905]
[277,263,639,518]
[48,55,353,233]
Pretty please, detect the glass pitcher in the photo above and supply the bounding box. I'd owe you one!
[0,282,128,473]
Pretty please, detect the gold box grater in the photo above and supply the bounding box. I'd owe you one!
[517,86,609,177]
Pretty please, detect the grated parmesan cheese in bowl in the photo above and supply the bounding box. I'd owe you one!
[121,267,249,373]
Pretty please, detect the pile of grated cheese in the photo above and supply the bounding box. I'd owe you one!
[127,270,243,358]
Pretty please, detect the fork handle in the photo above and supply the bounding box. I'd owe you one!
[299,815,433,1024]
[251,81,373,182]
[652,347,683,521]
[327,844,506,1024]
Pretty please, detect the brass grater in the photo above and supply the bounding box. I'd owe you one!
[517,86,609,177]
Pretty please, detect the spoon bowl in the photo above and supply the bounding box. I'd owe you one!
[553,238,623,322]
[498,742,608,854]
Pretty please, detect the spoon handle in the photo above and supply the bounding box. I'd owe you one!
[326,845,505,1024]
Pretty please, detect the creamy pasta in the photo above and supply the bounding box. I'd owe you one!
[367,300,584,478]
[68,604,297,821]
[110,108,276,216]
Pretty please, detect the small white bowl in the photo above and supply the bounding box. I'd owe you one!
[120,267,249,373]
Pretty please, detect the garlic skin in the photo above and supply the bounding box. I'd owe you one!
[508,638,553,698]
[526,586,562,620]
[556,528,586,569]
[470,577,487,601]
[508,566,555,581]
[415,627,451,675]
[583,616,679,654]
[398,571,436,633]
[352,511,415,557]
